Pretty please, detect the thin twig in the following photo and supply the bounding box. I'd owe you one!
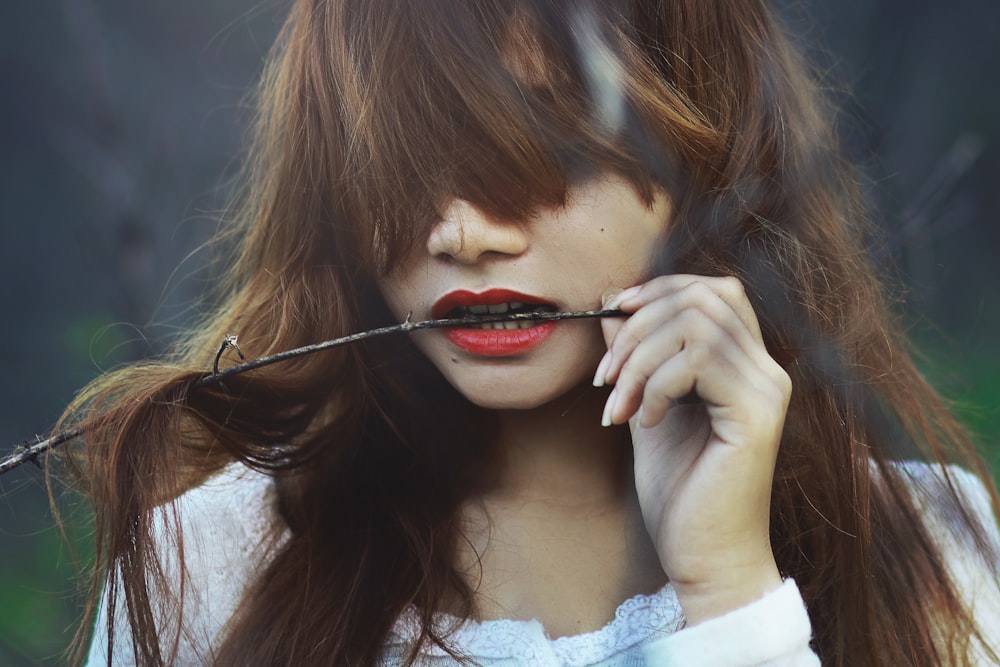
[200,308,621,385]
[0,429,84,476]
[0,309,623,475]
[213,334,245,375]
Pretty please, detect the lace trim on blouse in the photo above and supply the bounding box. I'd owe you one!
[388,583,683,665]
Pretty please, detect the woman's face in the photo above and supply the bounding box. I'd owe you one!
[378,172,671,410]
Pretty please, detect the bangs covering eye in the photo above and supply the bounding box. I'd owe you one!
[324,0,680,273]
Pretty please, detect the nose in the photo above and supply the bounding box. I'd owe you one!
[426,200,528,264]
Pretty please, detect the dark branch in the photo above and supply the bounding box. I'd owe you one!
[1,429,83,476]
[200,308,621,385]
[1,309,624,475]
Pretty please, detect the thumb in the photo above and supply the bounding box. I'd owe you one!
[594,286,629,390]
[599,286,627,349]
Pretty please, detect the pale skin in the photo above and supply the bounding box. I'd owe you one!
[599,277,789,626]
[378,173,790,636]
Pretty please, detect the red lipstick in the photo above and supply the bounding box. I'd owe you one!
[432,289,558,357]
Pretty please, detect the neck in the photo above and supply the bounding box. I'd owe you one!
[453,384,667,636]
[487,384,630,507]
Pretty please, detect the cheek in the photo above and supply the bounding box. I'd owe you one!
[376,277,414,321]
[589,232,661,287]
[618,223,668,282]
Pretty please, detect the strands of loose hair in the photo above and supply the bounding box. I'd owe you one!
[47,1,1000,665]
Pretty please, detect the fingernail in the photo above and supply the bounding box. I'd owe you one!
[604,285,641,310]
[601,388,617,427]
[601,287,624,308]
[592,352,611,387]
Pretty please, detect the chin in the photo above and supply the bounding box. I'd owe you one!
[417,337,603,412]
[465,395,553,411]
[448,374,596,413]
[456,386,563,411]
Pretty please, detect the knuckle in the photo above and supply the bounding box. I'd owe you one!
[720,275,746,298]
[617,360,653,394]
[685,308,724,346]
[764,363,793,402]
[684,339,714,368]
[614,325,643,352]
[774,366,793,398]
[680,280,716,304]
[642,385,669,416]
[677,305,710,332]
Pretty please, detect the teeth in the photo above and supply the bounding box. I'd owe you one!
[461,301,533,316]
[456,300,554,326]
[472,320,536,330]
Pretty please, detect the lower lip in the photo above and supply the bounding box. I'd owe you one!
[444,321,557,356]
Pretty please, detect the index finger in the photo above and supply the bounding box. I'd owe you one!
[606,275,764,345]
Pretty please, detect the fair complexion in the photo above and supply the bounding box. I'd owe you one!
[378,173,788,634]
[379,173,670,410]
[599,277,788,624]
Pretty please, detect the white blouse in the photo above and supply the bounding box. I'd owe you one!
[86,462,1000,666]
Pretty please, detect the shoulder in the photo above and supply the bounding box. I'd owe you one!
[891,460,1000,658]
[153,462,287,628]
[890,459,993,502]
[885,460,1000,578]
[162,462,284,559]
[87,463,287,665]
[887,460,1000,550]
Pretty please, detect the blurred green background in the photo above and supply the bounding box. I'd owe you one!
[1,0,998,663]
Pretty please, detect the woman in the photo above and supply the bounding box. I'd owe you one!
[69,0,1000,664]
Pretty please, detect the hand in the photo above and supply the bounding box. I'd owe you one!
[594,275,790,624]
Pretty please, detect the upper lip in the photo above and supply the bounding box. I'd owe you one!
[431,289,557,319]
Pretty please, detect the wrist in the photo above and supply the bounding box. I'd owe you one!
[671,557,783,626]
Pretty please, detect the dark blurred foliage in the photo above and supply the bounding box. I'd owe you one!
[0,0,997,663]
[781,0,1000,466]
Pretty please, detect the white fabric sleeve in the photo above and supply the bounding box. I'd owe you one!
[642,579,820,666]
[84,464,282,666]
[897,462,1000,664]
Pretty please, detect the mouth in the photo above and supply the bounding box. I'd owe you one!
[441,301,558,329]
[431,289,560,356]
[432,290,558,328]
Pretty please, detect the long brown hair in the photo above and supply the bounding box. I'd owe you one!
[61,0,1000,664]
